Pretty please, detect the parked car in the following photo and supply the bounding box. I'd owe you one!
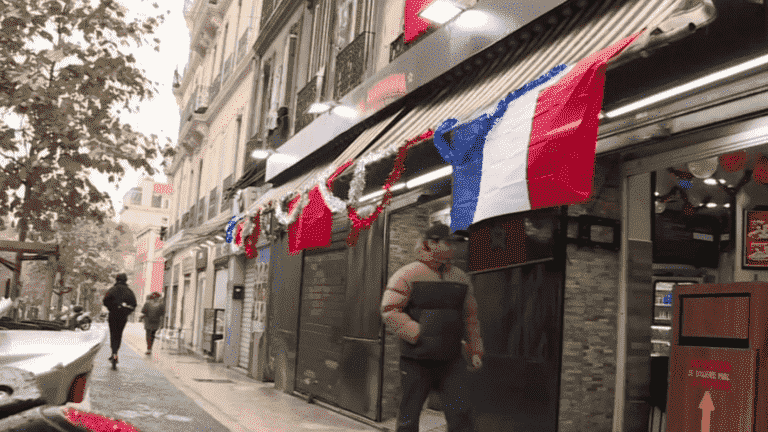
[0,298,106,406]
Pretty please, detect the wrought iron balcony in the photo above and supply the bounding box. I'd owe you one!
[222,174,233,215]
[389,27,436,63]
[294,75,318,134]
[210,72,222,102]
[194,86,210,113]
[222,54,233,86]
[208,187,219,219]
[237,29,249,64]
[335,32,375,100]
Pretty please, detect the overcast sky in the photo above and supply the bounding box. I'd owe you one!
[91,0,190,220]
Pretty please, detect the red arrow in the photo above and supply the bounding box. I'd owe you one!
[699,391,714,432]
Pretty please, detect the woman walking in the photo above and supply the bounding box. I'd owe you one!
[140,292,165,355]
[103,273,137,366]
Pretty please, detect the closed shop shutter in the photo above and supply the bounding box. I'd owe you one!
[239,259,257,369]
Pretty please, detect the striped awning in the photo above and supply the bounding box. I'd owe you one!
[358,0,698,158]
[331,108,404,166]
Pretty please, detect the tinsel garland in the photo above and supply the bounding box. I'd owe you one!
[244,212,260,259]
[317,160,355,214]
[347,129,435,206]
[242,216,254,239]
[346,130,433,246]
[274,191,308,227]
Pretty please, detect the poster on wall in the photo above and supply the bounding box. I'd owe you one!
[743,209,768,268]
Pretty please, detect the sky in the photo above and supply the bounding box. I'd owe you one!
[89,0,190,220]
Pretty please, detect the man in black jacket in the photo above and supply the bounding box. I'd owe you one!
[103,273,137,363]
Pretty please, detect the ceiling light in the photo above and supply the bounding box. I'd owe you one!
[724,203,731,208]
[718,179,726,184]
[703,178,718,185]
[706,202,717,208]
[406,166,453,189]
[654,191,660,196]
[605,52,768,118]
[419,0,464,24]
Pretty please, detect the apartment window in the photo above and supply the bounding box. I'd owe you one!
[152,194,162,208]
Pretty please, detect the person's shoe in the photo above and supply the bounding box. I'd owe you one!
[145,350,151,355]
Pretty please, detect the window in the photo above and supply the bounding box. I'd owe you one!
[152,194,162,208]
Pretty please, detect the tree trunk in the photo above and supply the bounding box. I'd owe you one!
[9,214,28,300]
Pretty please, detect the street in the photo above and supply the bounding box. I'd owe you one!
[83,323,230,432]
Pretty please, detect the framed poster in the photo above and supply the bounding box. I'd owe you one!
[743,208,768,268]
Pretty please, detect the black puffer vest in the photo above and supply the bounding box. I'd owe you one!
[401,281,467,361]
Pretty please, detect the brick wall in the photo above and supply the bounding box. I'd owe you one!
[558,155,622,431]
[381,206,430,421]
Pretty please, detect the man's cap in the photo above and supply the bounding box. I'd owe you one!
[424,222,468,242]
[116,273,127,282]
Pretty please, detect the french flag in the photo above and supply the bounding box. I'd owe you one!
[434,33,641,233]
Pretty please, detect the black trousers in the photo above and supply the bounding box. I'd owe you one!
[145,328,158,349]
[108,313,129,355]
[397,356,472,432]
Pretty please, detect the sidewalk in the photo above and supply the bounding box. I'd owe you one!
[121,323,449,432]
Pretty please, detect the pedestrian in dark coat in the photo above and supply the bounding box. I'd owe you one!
[103,273,137,363]
[140,292,165,355]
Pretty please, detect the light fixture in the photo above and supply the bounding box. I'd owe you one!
[724,203,731,208]
[706,202,718,208]
[406,166,453,189]
[605,52,768,118]
[204,239,216,246]
[654,191,660,196]
[718,178,726,184]
[419,0,477,24]
[251,149,276,159]
[306,101,358,118]
[359,183,406,202]
[307,102,333,114]
[703,178,718,185]
[214,235,224,241]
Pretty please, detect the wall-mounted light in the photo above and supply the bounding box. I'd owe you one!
[360,183,406,203]
[251,149,276,159]
[307,101,358,118]
[703,178,718,185]
[214,235,224,241]
[419,0,477,25]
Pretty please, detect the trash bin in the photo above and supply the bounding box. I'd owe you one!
[666,282,768,431]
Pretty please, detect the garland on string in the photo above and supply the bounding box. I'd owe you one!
[245,211,261,259]
[234,223,244,246]
[346,129,434,246]
[274,191,308,228]
[317,160,355,214]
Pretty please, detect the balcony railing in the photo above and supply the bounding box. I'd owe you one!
[222,54,234,86]
[222,174,233,215]
[294,75,318,134]
[237,29,249,64]
[210,71,222,102]
[335,32,375,100]
[194,86,209,113]
[208,187,219,219]
[197,197,206,226]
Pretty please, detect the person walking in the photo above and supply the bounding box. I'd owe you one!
[381,222,484,432]
[140,292,165,355]
[103,273,137,365]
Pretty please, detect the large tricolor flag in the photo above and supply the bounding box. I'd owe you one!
[434,33,642,233]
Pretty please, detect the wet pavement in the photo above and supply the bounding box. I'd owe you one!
[85,323,229,432]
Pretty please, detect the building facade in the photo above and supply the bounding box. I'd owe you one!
[168,0,768,430]
[162,0,261,361]
[119,177,172,316]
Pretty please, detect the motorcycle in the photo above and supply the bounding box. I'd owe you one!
[57,306,92,331]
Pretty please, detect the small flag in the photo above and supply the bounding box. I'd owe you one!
[434,33,642,232]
